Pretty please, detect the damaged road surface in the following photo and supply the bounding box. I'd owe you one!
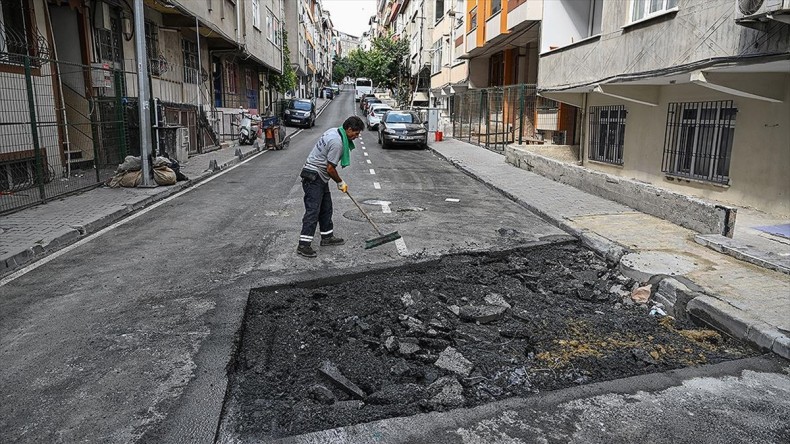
[221,242,767,441]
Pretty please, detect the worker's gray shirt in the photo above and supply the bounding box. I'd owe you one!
[303,128,342,183]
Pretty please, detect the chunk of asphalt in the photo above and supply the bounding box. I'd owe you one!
[484,293,512,308]
[399,342,421,355]
[459,305,508,323]
[318,361,366,400]
[426,376,464,408]
[307,384,336,405]
[434,346,474,377]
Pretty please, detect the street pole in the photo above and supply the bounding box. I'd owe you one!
[133,0,154,186]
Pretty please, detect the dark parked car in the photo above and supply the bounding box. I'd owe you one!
[377,110,428,149]
[361,97,382,115]
[359,94,377,110]
[283,99,315,128]
[322,87,334,99]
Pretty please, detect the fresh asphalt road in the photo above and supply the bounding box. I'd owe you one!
[0,91,567,443]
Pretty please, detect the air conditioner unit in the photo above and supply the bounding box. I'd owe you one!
[735,0,790,28]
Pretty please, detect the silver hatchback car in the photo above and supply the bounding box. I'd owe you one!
[366,104,393,130]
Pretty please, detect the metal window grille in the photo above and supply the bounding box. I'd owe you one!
[96,17,123,65]
[589,105,626,165]
[662,100,736,184]
[182,39,198,84]
[145,22,161,76]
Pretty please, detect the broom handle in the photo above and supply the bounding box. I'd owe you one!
[346,192,384,236]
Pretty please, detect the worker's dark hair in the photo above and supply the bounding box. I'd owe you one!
[343,116,365,132]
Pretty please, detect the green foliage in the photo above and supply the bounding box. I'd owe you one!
[331,33,409,92]
[269,31,297,93]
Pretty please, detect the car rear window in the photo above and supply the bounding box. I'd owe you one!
[386,113,416,123]
[373,107,392,115]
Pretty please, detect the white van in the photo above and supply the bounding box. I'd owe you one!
[354,78,373,102]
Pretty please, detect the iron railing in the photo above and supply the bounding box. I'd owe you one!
[450,84,552,152]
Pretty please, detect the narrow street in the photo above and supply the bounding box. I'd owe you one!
[0,92,568,443]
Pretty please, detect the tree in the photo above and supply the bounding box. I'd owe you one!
[331,33,409,96]
[269,31,297,93]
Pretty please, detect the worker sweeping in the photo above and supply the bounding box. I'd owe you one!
[297,116,365,258]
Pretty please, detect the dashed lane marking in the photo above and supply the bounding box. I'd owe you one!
[369,169,376,175]
[373,182,381,189]
[366,160,371,164]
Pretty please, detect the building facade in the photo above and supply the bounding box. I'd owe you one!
[538,0,790,216]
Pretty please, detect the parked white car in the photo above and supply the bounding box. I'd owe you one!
[366,103,393,130]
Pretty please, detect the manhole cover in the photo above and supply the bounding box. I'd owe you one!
[619,251,699,282]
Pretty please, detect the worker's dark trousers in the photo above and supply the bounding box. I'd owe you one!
[299,175,333,246]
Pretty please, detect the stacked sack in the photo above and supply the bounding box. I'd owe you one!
[108,156,177,188]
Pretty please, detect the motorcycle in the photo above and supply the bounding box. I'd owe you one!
[238,112,261,145]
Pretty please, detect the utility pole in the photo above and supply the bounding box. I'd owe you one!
[133,0,154,186]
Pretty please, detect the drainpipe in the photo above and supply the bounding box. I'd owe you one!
[578,93,587,165]
[196,15,202,112]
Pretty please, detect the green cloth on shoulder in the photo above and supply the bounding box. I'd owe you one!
[338,127,355,168]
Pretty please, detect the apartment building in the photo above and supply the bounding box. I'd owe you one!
[0,0,284,212]
[428,0,468,117]
[538,0,790,216]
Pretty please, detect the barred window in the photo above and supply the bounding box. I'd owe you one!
[183,39,199,84]
[589,105,626,165]
[97,17,123,65]
[1,0,35,64]
[662,101,736,184]
[145,22,161,76]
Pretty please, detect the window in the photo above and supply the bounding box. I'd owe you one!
[274,18,281,45]
[266,11,273,41]
[435,0,445,22]
[182,39,199,84]
[96,17,124,65]
[469,7,477,31]
[630,0,678,22]
[1,0,36,64]
[662,101,736,184]
[589,105,627,165]
[252,0,260,29]
[430,40,442,74]
[491,0,501,15]
[145,22,161,76]
[225,61,237,94]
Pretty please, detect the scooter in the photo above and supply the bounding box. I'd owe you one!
[238,112,261,145]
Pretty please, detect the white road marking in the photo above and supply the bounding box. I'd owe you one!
[445,198,460,202]
[366,160,371,164]
[373,182,381,189]
[394,237,409,256]
[369,169,376,175]
[0,149,271,287]
[363,152,368,157]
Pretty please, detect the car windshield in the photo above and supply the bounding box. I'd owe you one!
[290,101,312,111]
[386,113,416,123]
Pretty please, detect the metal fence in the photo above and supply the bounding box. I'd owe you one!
[0,56,138,214]
[0,55,224,215]
[450,84,560,152]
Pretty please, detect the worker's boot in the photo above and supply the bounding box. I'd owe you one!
[297,244,317,258]
[320,236,345,246]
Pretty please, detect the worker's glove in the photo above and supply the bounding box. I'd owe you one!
[337,181,348,193]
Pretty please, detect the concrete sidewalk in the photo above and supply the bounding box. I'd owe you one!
[429,138,789,359]
[0,97,329,279]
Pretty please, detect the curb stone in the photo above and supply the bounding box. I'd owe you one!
[687,295,789,360]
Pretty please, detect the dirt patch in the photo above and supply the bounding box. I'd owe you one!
[226,242,757,440]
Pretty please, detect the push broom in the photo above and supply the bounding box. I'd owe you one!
[346,192,402,249]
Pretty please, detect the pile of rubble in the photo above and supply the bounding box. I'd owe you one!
[229,243,757,439]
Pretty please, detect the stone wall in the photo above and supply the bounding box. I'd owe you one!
[505,146,736,236]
